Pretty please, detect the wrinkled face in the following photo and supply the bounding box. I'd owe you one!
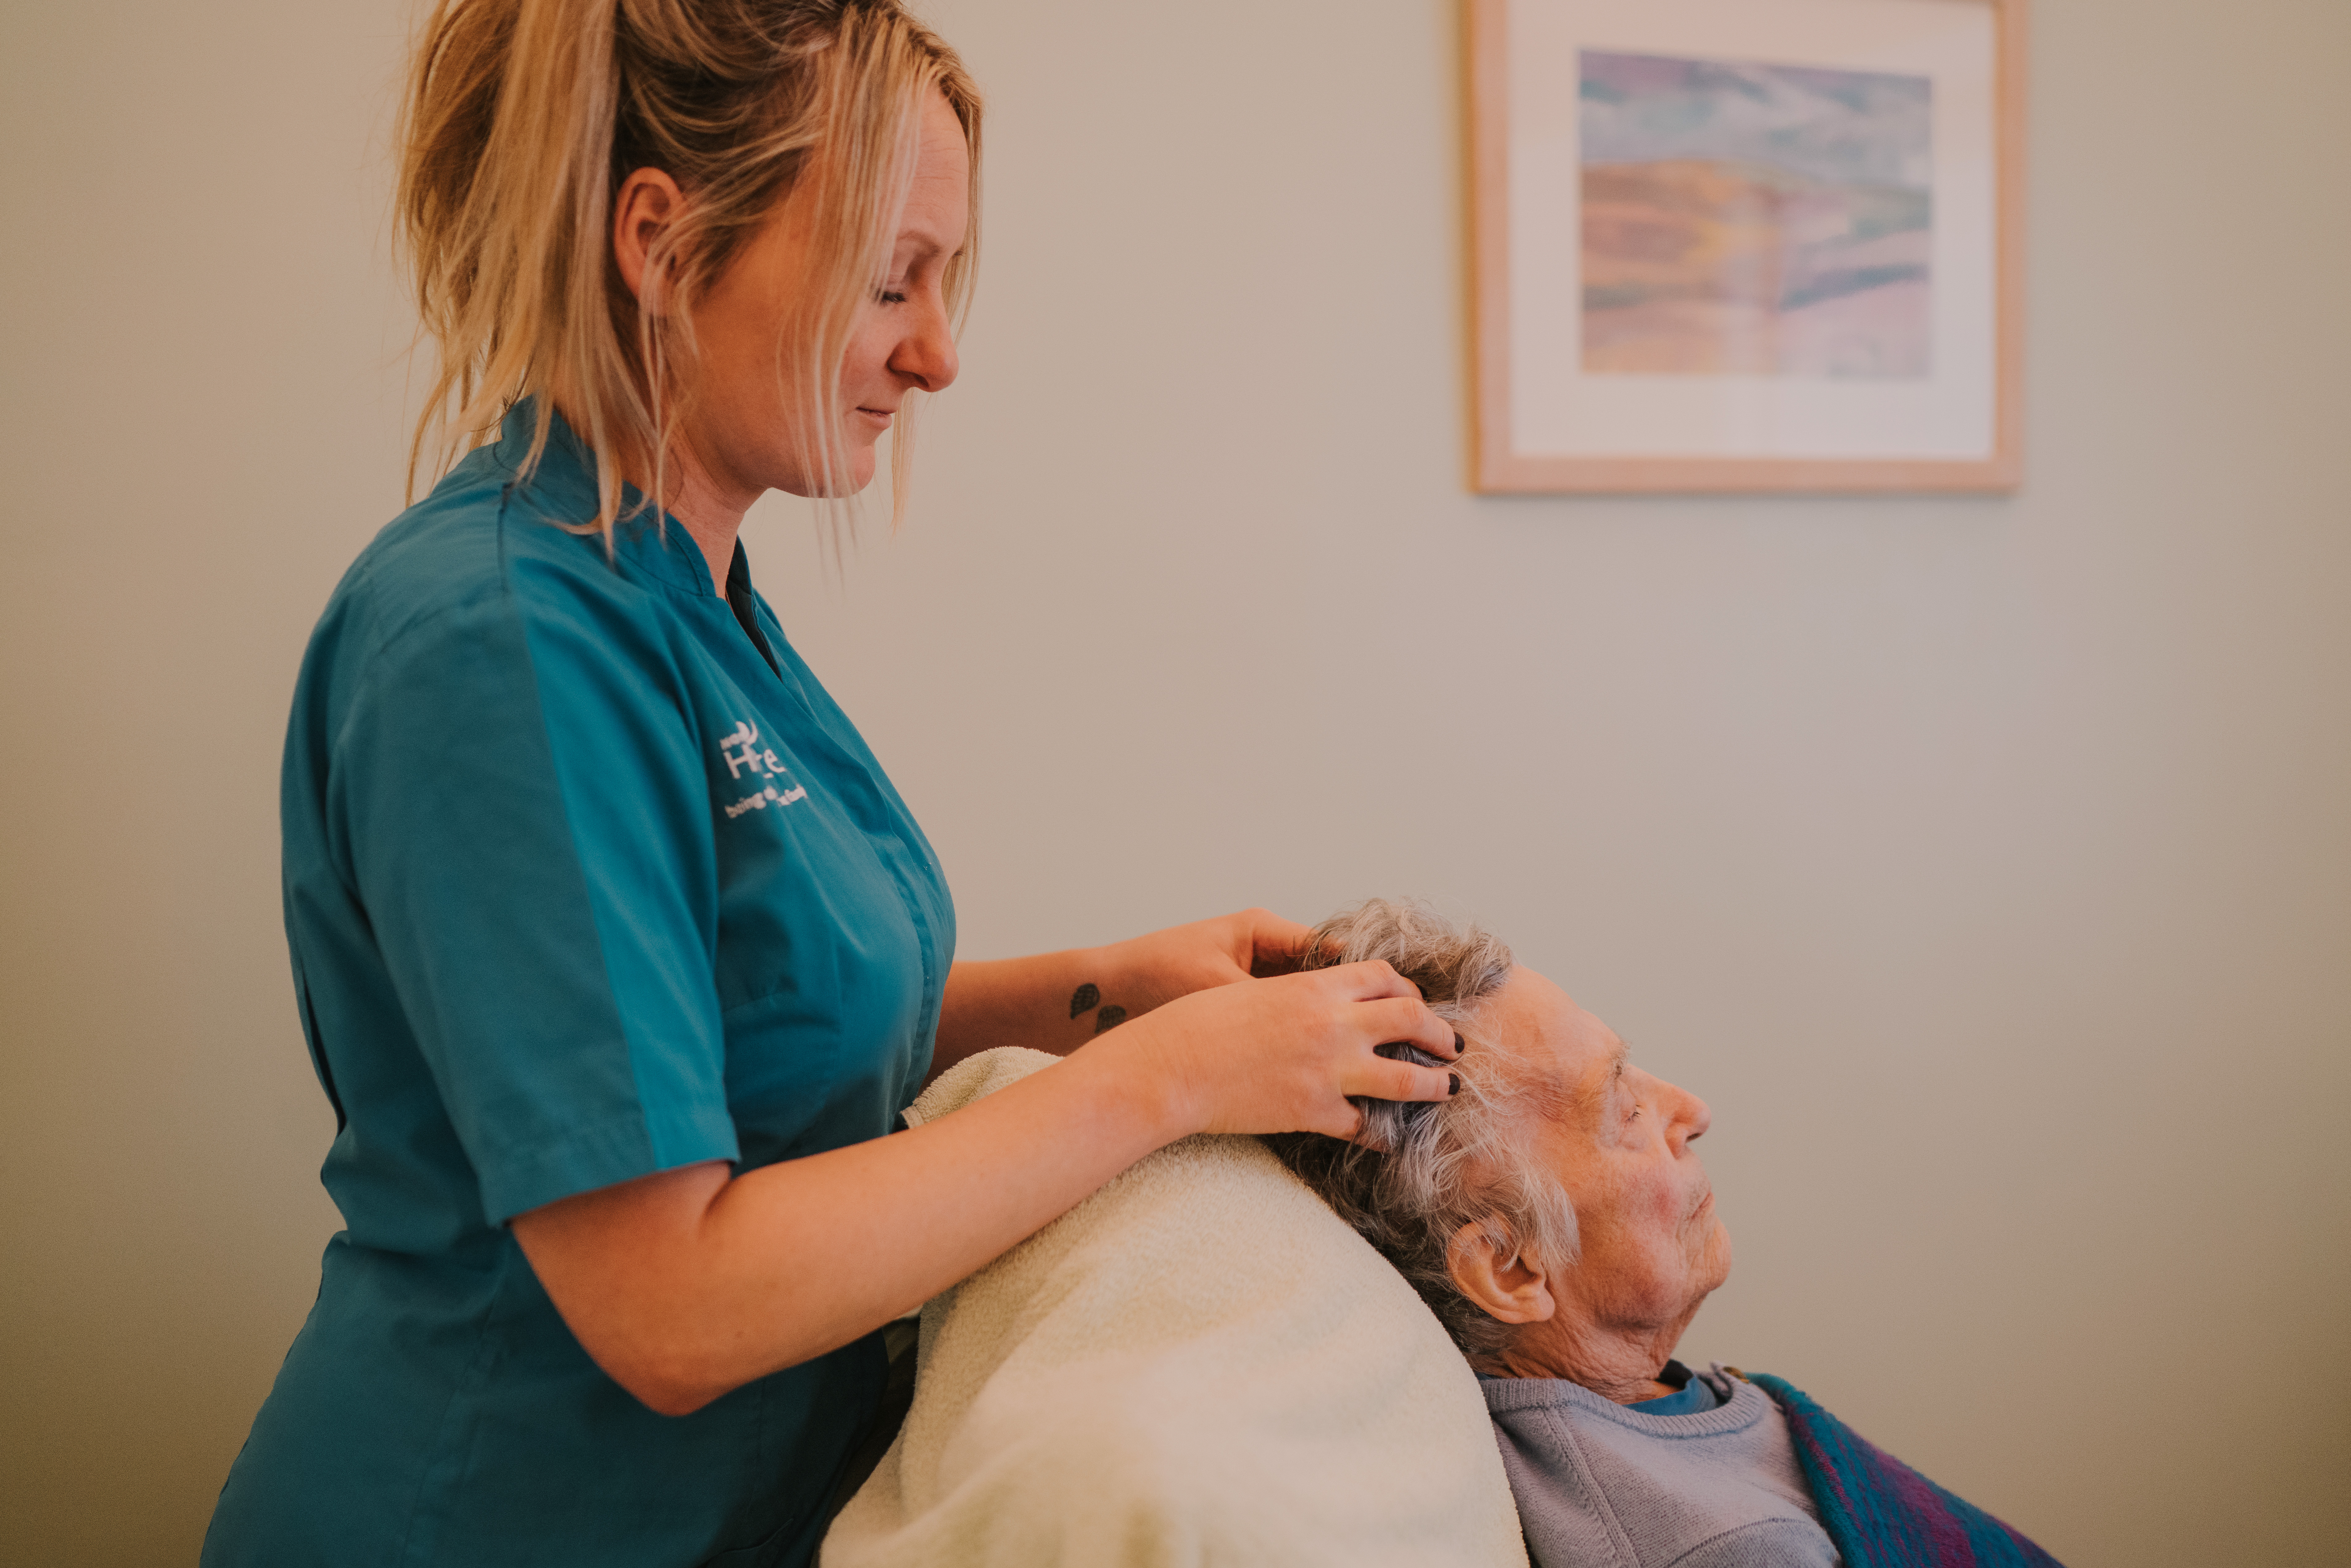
[687,90,969,500]
[1482,969,1731,1333]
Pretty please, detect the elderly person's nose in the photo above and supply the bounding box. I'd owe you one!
[1668,1082,1712,1150]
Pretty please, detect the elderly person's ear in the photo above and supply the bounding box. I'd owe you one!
[1447,1219,1557,1325]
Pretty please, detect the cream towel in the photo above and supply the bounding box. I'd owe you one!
[821,1047,1528,1568]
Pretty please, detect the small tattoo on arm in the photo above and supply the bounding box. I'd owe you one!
[1069,983,1100,1019]
[1093,1004,1128,1035]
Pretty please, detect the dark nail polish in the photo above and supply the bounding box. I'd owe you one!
[1453,1032,1467,1055]
[1449,1072,1462,1097]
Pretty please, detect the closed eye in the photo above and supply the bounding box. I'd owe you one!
[1611,1050,1637,1124]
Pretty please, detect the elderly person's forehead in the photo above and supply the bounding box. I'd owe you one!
[1476,967,1623,1094]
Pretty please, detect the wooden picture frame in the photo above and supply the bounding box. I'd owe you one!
[1469,0,2027,493]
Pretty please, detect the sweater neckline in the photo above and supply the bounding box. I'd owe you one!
[1479,1367,1770,1440]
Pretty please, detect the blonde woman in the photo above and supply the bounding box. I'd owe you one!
[202,3,1462,1565]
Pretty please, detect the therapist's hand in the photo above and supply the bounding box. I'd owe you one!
[1084,958,1462,1140]
[934,908,1321,1076]
[1091,907,1320,1016]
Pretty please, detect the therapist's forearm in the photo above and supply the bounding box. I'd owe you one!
[512,1040,1188,1416]
[934,911,1311,1080]
[933,949,1145,1072]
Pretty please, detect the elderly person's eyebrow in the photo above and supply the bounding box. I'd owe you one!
[1578,1042,1630,1121]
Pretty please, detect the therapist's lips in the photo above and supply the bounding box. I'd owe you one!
[854,406,895,429]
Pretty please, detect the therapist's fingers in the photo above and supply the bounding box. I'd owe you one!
[1341,1052,1460,1108]
[1101,961,1459,1137]
[1347,993,1463,1060]
[1124,909,1314,1002]
[1239,910,1322,977]
[1319,958,1427,1000]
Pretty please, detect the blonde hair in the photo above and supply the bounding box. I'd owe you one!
[397,0,980,543]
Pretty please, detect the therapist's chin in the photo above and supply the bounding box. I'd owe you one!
[771,446,879,501]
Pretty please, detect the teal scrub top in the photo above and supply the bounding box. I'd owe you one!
[204,403,956,1568]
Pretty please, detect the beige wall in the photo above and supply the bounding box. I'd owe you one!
[4,1,2346,1562]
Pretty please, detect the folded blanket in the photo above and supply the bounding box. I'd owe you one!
[821,1047,1528,1568]
[1745,1373,2062,1568]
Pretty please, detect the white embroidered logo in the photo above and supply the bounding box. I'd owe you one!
[716,720,808,819]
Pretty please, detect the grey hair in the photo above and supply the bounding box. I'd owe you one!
[1265,899,1579,1365]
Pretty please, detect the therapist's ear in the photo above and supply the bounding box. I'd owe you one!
[1447,1218,1556,1326]
[611,168,687,310]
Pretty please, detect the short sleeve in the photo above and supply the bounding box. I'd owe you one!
[334,579,736,1224]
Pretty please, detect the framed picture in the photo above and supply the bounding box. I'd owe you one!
[1468,0,2027,492]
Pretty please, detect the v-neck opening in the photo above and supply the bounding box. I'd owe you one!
[724,543,780,676]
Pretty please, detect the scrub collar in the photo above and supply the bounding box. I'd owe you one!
[488,398,726,600]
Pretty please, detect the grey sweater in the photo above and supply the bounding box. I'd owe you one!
[1482,1368,1840,1568]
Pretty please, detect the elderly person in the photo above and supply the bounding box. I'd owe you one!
[1273,901,2062,1568]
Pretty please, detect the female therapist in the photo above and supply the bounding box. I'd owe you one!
[201,3,1462,1566]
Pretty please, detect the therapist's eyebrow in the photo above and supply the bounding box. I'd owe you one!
[895,226,956,264]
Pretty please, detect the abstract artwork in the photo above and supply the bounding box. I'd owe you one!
[1578,51,1933,379]
[1469,0,2024,493]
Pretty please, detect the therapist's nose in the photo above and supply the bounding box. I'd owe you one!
[890,295,958,393]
